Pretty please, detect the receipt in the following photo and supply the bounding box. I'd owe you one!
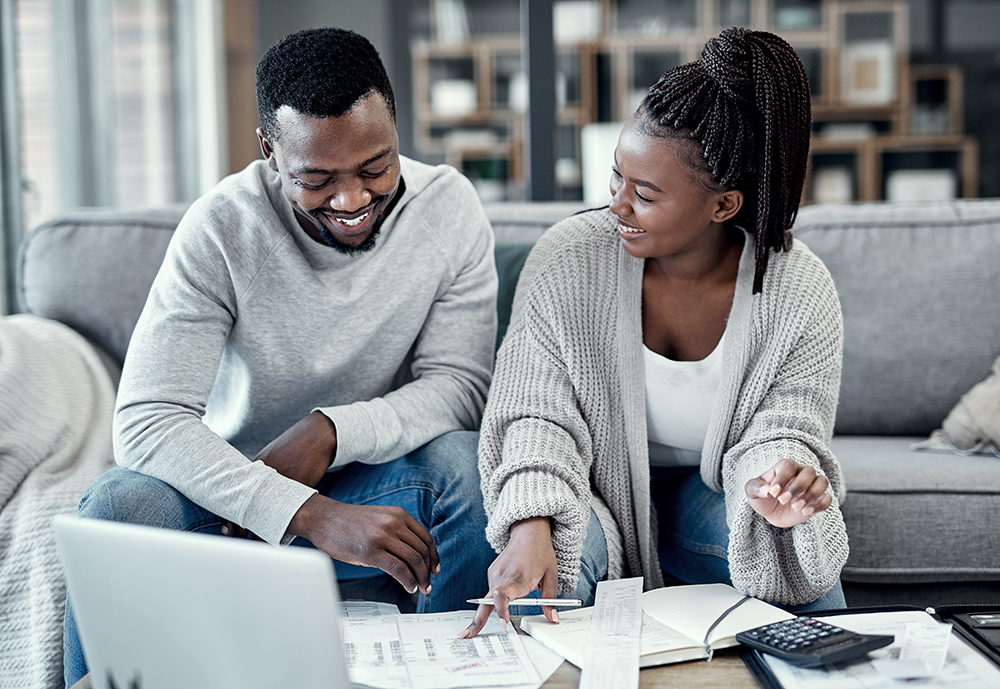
[579,577,644,689]
[871,621,952,679]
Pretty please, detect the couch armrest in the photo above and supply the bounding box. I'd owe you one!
[17,205,188,365]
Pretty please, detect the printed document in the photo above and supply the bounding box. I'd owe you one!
[342,610,541,689]
[521,582,793,668]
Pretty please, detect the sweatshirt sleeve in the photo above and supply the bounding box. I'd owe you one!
[477,235,595,594]
[113,201,316,547]
[722,251,849,605]
[319,171,498,467]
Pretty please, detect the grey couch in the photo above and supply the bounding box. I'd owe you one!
[17,198,1000,607]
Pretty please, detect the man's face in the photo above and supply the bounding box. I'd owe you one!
[258,94,402,253]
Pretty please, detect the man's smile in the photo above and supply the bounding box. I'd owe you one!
[337,211,369,227]
[312,200,381,239]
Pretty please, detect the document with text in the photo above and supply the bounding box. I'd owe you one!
[342,610,541,689]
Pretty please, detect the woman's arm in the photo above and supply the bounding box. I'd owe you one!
[468,237,600,636]
[723,250,849,605]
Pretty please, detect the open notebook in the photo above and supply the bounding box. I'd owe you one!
[520,582,795,668]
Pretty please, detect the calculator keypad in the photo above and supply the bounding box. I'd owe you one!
[742,618,846,651]
[738,617,895,668]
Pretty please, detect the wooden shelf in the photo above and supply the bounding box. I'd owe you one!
[412,0,979,202]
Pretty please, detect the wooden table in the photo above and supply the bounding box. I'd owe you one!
[511,615,759,689]
[539,650,759,688]
[71,654,760,689]
[70,622,762,689]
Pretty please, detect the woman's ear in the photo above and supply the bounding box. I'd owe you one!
[713,189,744,222]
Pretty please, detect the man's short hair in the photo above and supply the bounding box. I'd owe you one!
[256,27,396,141]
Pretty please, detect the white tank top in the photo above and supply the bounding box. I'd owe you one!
[644,334,724,467]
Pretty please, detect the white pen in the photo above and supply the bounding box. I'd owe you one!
[467,598,583,607]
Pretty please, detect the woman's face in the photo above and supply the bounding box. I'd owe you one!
[609,115,739,261]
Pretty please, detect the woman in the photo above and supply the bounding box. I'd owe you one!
[461,27,848,639]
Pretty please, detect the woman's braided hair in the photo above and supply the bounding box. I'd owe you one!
[639,27,812,293]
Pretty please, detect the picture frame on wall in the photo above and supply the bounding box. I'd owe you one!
[841,40,895,105]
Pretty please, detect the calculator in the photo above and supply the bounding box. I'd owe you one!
[736,617,894,668]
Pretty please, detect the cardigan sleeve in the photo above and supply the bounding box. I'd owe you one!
[477,237,596,594]
[720,248,850,606]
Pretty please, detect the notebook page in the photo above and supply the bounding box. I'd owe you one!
[705,596,794,644]
[641,584,793,646]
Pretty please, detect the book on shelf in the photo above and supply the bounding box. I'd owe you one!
[519,582,795,669]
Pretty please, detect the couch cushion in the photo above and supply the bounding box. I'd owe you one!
[484,201,590,245]
[834,435,1000,583]
[18,206,187,364]
[794,200,1000,436]
[495,244,534,350]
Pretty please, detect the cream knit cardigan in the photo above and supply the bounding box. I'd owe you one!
[479,209,849,606]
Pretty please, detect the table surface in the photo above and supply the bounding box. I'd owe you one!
[511,615,759,689]
[540,651,758,688]
[73,652,760,689]
[70,622,762,689]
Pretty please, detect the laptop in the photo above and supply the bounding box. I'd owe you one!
[54,515,351,689]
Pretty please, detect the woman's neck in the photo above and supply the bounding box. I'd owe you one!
[644,223,744,286]
[640,224,744,361]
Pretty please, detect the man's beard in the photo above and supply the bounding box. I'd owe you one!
[314,215,382,255]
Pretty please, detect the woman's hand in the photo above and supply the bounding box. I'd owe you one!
[459,516,559,639]
[745,458,832,528]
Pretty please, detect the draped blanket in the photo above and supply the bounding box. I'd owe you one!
[0,315,116,689]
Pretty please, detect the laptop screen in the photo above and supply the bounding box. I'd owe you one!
[54,516,351,689]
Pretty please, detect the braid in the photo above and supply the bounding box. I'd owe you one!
[639,28,812,293]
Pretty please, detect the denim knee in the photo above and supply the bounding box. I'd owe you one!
[412,430,482,497]
[78,466,219,533]
[419,430,479,473]
[566,509,608,606]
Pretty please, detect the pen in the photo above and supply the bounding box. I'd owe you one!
[466,598,583,607]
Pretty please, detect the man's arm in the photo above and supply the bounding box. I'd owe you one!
[119,230,443,591]
[114,202,319,547]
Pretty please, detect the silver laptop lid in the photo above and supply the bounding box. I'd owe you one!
[54,516,350,689]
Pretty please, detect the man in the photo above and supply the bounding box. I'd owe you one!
[64,27,497,686]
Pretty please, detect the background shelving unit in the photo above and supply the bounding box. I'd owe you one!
[411,0,978,203]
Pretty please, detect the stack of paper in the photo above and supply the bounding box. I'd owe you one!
[521,583,794,669]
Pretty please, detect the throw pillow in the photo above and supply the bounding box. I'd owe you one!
[915,353,1000,457]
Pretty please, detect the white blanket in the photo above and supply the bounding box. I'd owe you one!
[0,315,116,689]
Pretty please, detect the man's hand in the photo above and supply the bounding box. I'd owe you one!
[221,411,337,538]
[221,412,439,593]
[288,494,440,595]
[745,458,833,528]
[459,516,559,639]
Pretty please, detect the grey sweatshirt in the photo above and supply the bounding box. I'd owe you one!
[114,157,498,545]
[479,209,848,605]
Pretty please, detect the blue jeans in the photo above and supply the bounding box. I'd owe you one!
[567,467,847,615]
[63,430,493,688]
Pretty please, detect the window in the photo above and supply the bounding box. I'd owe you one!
[0,0,225,314]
